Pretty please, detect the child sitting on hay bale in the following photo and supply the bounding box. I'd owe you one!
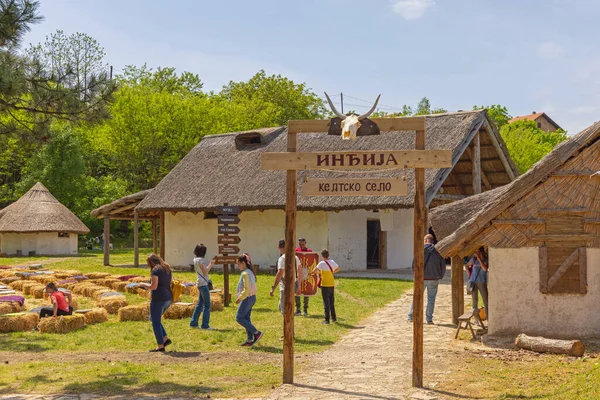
[39,283,73,319]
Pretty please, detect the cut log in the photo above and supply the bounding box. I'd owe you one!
[515,334,585,357]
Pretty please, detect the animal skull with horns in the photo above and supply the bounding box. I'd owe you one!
[325,92,381,140]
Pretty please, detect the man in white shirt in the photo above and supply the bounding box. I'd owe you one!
[270,239,301,315]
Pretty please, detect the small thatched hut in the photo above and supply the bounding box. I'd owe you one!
[119,110,517,270]
[0,183,89,256]
[430,120,600,338]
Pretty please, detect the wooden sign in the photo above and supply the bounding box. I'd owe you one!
[216,206,240,215]
[261,150,452,171]
[218,236,241,245]
[214,256,238,264]
[218,226,240,234]
[218,215,240,224]
[302,178,408,197]
[219,246,240,254]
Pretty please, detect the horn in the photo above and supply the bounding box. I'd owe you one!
[324,92,346,119]
[358,94,381,120]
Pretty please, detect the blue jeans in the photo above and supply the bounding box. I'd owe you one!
[408,280,440,323]
[190,285,211,328]
[235,295,257,342]
[149,300,171,346]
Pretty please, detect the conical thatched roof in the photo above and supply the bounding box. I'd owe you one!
[432,119,600,258]
[137,111,517,213]
[0,182,89,234]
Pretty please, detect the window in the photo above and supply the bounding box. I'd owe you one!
[537,122,542,128]
[58,232,70,238]
[539,247,587,294]
[204,211,217,219]
[235,132,263,148]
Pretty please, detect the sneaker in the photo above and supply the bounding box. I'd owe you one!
[427,321,434,325]
[294,310,301,316]
[200,327,214,331]
[240,341,253,347]
[303,312,308,317]
[322,320,330,325]
[253,331,264,344]
[332,319,337,323]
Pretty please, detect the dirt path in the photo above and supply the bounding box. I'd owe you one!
[268,278,457,400]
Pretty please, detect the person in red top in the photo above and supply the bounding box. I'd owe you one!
[39,282,73,318]
[294,238,312,316]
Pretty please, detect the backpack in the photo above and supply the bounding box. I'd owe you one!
[170,279,184,302]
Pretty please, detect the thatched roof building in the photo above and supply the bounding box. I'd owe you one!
[431,120,600,258]
[137,110,518,213]
[0,182,89,234]
[90,189,152,220]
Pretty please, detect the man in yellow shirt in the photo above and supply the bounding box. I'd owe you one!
[316,249,340,324]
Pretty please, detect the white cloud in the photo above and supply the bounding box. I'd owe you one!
[538,41,565,59]
[392,0,435,20]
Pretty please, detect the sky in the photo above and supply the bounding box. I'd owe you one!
[22,0,600,133]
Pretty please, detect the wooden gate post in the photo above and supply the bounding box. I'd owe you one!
[451,255,464,325]
[160,212,165,259]
[103,217,110,266]
[152,219,158,255]
[133,211,139,267]
[412,129,425,388]
[283,128,298,384]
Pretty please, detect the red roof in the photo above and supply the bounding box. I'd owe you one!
[508,112,561,130]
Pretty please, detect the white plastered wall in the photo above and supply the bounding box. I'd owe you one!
[0,232,78,255]
[165,210,328,269]
[489,247,600,338]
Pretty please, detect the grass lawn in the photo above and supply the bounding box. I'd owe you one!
[0,249,413,397]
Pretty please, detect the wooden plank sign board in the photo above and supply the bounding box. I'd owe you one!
[218,226,240,234]
[218,215,240,224]
[219,246,240,254]
[218,236,241,244]
[214,256,238,264]
[216,206,240,215]
[261,150,452,171]
[302,178,408,197]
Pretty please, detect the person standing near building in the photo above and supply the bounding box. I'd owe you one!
[235,253,263,346]
[294,238,312,316]
[408,234,446,325]
[465,246,489,323]
[141,254,173,352]
[270,239,301,316]
[190,244,214,330]
[317,249,340,324]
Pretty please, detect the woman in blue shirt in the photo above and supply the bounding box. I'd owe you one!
[140,254,173,352]
[466,247,489,323]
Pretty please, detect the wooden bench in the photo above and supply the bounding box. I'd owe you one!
[455,311,485,339]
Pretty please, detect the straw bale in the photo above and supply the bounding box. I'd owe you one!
[129,277,150,283]
[38,314,85,334]
[1,277,20,285]
[92,288,112,300]
[86,272,111,280]
[164,303,194,319]
[83,308,109,324]
[95,278,120,287]
[30,275,57,284]
[186,286,199,297]
[0,270,16,278]
[70,296,79,310]
[54,270,82,279]
[110,281,129,292]
[117,303,149,322]
[0,302,23,315]
[9,280,28,291]
[96,296,128,314]
[137,288,151,299]
[0,313,39,333]
[209,291,225,312]
[31,285,47,299]
[22,281,40,294]
[125,284,141,294]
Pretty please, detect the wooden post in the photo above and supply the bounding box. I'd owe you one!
[451,256,463,325]
[472,132,482,194]
[224,264,230,307]
[283,128,298,384]
[152,219,158,254]
[103,217,110,266]
[133,211,139,267]
[412,129,425,388]
[160,212,165,259]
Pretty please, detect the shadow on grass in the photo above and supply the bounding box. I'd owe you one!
[163,352,202,359]
[296,338,334,346]
[0,334,53,352]
[427,386,572,399]
[253,345,283,354]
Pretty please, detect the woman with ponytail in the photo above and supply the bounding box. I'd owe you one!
[140,254,173,352]
[235,253,263,346]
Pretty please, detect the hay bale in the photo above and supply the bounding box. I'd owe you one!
[129,277,150,283]
[38,314,86,334]
[92,288,112,300]
[137,288,151,299]
[31,284,47,299]
[86,272,111,280]
[8,280,28,291]
[30,275,57,284]
[0,313,39,333]
[117,303,149,322]
[95,278,120,288]
[164,302,194,319]
[186,286,199,297]
[22,281,40,295]
[1,277,20,284]
[0,270,16,278]
[96,296,128,314]
[126,284,141,294]
[111,281,128,292]
[70,296,79,311]
[0,302,23,315]
[83,308,109,324]
[209,292,225,312]
[54,270,82,279]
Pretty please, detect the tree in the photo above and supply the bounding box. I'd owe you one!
[371,97,446,118]
[474,104,511,129]
[0,0,43,48]
[500,120,567,173]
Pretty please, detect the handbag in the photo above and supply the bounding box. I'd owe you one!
[198,274,213,291]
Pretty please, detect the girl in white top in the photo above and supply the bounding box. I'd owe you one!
[190,244,214,330]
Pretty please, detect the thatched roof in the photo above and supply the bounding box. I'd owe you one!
[0,182,89,234]
[432,119,600,258]
[90,189,152,220]
[137,111,517,213]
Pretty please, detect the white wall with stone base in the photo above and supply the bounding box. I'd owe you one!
[0,232,78,256]
[489,247,600,338]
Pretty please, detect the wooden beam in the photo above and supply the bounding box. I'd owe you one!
[152,219,158,254]
[547,248,579,290]
[160,212,165,259]
[464,147,492,190]
[447,173,467,195]
[288,116,426,133]
[579,248,587,294]
[103,217,110,266]
[283,129,297,384]
[552,170,597,177]
[302,178,408,196]
[532,234,597,243]
[539,247,548,293]
[471,132,482,194]
[261,150,453,171]
[481,119,517,181]
[451,256,463,325]
[106,202,137,217]
[434,194,468,201]
[493,219,544,225]
[133,211,139,267]
[413,129,425,388]
[539,208,588,216]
